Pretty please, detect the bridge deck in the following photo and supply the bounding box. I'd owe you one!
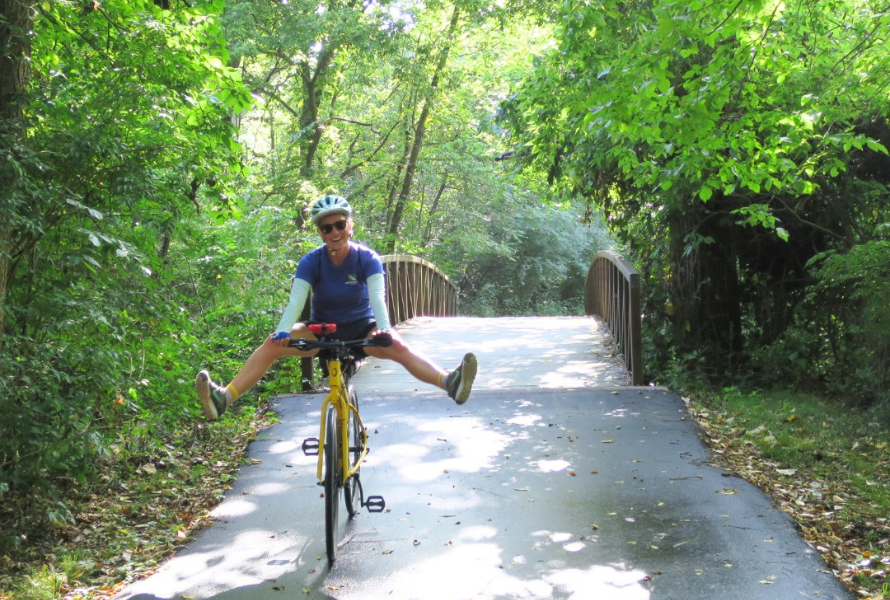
[356,316,631,394]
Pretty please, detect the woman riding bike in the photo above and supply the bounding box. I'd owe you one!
[196,194,477,420]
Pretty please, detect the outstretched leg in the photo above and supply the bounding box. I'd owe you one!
[364,329,477,404]
[197,323,316,420]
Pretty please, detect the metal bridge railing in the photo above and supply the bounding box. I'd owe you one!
[584,250,644,385]
[380,254,458,325]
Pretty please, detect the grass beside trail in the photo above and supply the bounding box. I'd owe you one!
[0,402,274,600]
[688,387,890,600]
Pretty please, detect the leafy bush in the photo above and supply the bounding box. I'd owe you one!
[748,238,890,410]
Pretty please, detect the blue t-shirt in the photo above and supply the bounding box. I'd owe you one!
[295,242,385,324]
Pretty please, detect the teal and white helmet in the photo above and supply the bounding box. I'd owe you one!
[309,194,352,225]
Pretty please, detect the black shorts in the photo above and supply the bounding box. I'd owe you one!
[303,317,377,358]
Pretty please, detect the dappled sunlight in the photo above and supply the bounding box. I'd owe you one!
[558,359,616,375]
[419,487,488,512]
[601,406,644,420]
[543,531,573,543]
[515,399,540,409]
[544,563,650,600]
[267,439,301,455]
[452,352,625,390]
[242,481,290,497]
[455,524,499,543]
[357,316,630,393]
[484,374,525,388]
[538,371,596,388]
[114,318,845,600]
[357,542,543,600]
[372,415,515,482]
[339,539,650,600]
[533,458,572,472]
[507,413,543,427]
[210,498,258,519]
[263,436,316,468]
[117,527,309,599]
[469,337,529,352]
[539,348,582,358]
[562,541,587,553]
[369,441,431,466]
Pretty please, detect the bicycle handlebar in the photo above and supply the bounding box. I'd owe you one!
[287,329,393,352]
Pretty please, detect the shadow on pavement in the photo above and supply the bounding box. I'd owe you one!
[115,388,853,600]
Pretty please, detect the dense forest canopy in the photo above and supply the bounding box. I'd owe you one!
[0,0,887,534]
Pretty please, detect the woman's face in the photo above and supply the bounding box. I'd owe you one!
[317,213,353,256]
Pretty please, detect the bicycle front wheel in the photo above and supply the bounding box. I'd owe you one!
[344,384,362,517]
[324,404,340,563]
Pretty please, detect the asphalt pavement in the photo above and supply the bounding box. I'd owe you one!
[114,387,852,600]
[114,317,853,600]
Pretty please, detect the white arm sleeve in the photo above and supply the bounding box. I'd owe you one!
[275,278,312,333]
[367,273,391,331]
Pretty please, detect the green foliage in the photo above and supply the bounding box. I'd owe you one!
[0,0,251,522]
[442,192,612,316]
[751,239,890,406]
[1,405,264,600]
[224,0,561,261]
[503,0,890,401]
[5,0,890,597]
[0,0,588,579]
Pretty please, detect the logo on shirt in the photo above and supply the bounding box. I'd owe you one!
[346,273,358,285]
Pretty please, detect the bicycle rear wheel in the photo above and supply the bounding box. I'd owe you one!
[344,384,362,517]
[324,405,340,563]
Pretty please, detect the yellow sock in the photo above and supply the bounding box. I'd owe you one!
[436,372,445,389]
[226,384,240,402]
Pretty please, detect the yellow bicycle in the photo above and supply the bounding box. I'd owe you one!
[289,323,390,563]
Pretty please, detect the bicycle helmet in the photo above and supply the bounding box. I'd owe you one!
[309,194,352,225]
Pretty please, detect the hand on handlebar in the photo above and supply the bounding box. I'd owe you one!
[270,331,291,346]
[371,330,393,348]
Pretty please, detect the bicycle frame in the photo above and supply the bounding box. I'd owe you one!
[315,357,369,486]
[291,326,389,561]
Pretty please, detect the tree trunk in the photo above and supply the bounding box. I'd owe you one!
[0,0,34,334]
[384,6,460,253]
[669,206,744,372]
[299,49,336,178]
[423,174,449,243]
[383,115,412,239]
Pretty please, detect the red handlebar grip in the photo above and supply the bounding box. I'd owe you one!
[308,323,337,335]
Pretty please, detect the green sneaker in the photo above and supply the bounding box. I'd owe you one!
[196,370,229,421]
[445,353,477,405]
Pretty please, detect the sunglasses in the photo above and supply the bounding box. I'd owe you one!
[318,220,348,235]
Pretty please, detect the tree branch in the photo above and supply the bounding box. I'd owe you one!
[774,196,845,240]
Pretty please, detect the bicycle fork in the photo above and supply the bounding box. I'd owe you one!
[301,389,385,513]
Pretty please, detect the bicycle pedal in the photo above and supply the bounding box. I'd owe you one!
[301,437,319,456]
[364,495,385,513]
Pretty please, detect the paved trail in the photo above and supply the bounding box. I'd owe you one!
[115,317,852,600]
